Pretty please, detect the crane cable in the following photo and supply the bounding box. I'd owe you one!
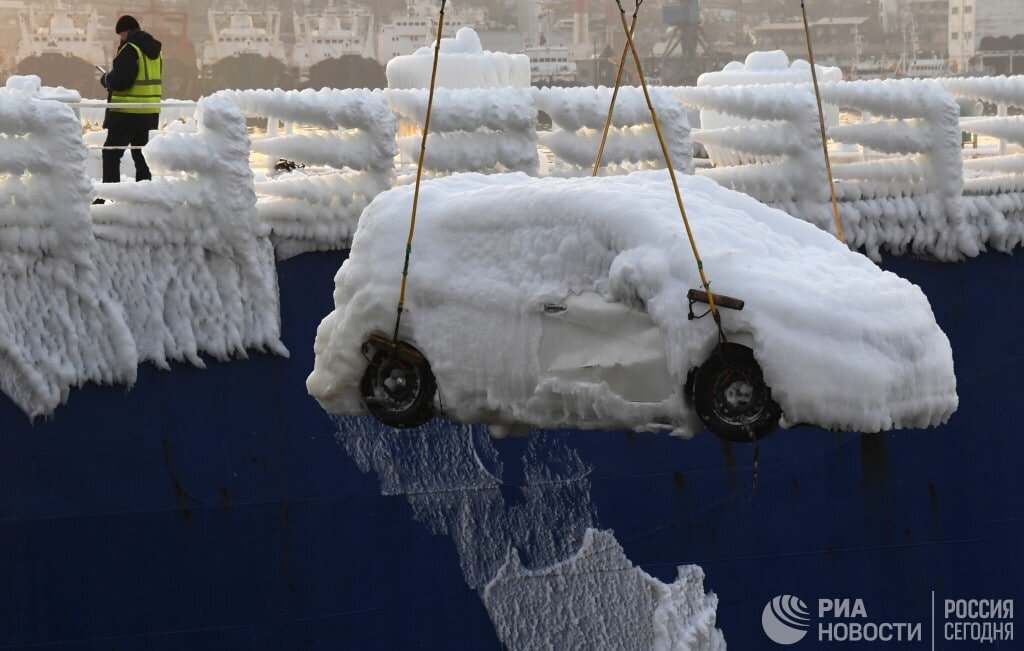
[612,0,725,338]
[591,0,641,176]
[391,0,447,343]
[801,0,845,243]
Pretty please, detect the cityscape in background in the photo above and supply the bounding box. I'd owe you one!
[0,0,1020,98]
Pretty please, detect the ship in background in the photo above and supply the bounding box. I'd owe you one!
[375,0,487,62]
[200,8,290,95]
[293,3,385,90]
[14,4,108,98]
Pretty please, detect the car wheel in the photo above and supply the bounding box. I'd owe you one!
[690,342,781,442]
[359,341,437,428]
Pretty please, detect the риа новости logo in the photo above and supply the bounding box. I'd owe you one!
[763,595,811,645]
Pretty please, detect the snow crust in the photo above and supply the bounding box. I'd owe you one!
[387,87,538,174]
[91,93,286,369]
[308,171,957,435]
[0,89,135,417]
[386,27,531,90]
[225,88,397,259]
[534,86,693,175]
[336,416,725,649]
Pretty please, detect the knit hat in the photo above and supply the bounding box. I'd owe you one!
[115,15,140,33]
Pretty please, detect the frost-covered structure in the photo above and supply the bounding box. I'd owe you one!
[387,88,538,174]
[678,79,978,260]
[694,51,841,166]
[225,88,398,259]
[308,172,958,435]
[0,89,136,417]
[942,76,1024,252]
[386,27,531,90]
[337,417,726,650]
[534,86,693,175]
[92,93,286,369]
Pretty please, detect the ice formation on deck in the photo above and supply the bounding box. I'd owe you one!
[695,51,841,166]
[534,86,693,175]
[677,79,979,260]
[91,93,286,369]
[226,88,397,259]
[308,171,957,435]
[485,531,725,651]
[386,27,531,90]
[337,416,725,650]
[387,88,538,174]
[0,89,136,417]
[941,76,1024,253]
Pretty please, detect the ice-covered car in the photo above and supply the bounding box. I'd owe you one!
[307,171,958,439]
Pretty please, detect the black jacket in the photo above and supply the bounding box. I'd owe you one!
[102,30,162,129]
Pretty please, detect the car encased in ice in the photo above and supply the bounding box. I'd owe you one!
[307,171,958,438]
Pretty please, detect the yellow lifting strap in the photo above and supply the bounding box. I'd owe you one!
[392,0,447,343]
[591,5,639,176]
[611,0,724,331]
[801,0,845,243]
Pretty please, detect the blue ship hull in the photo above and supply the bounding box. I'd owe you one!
[2,249,1021,649]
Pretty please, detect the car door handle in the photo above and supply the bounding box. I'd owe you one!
[543,303,567,314]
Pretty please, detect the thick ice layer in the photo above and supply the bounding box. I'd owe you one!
[226,88,397,258]
[386,27,531,90]
[696,51,841,166]
[677,79,980,260]
[336,416,725,649]
[0,88,136,417]
[308,171,957,435]
[534,86,692,174]
[386,87,538,174]
[484,530,725,651]
[92,93,286,368]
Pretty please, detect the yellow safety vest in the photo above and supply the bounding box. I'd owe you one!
[109,41,162,114]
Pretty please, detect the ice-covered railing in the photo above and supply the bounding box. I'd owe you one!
[677,79,977,260]
[675,83,827,217]
[533,86,693,175]
[694,51,842,167]
[940,76,1024,252]
[92,93,286,368]
[0,90,136,418]
[223,88,398,259]
[386,88,538,175]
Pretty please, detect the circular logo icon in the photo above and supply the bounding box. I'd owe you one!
[762,595,811,645]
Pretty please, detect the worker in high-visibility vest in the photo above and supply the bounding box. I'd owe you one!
[98,15,162,189]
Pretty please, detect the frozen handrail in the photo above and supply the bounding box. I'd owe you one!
[0,90,136,418]
[224,88,398,259]
[534,86,692,175]
[673,79,978,261]
[386,87,539,175]
[91,93,286,369]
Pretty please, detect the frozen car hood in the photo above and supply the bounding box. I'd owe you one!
[308,171,957,435]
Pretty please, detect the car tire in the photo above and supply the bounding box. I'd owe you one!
[690,342,781,442]
[359,342,437,429]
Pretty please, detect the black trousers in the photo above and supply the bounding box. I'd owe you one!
[102,112,160,183]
